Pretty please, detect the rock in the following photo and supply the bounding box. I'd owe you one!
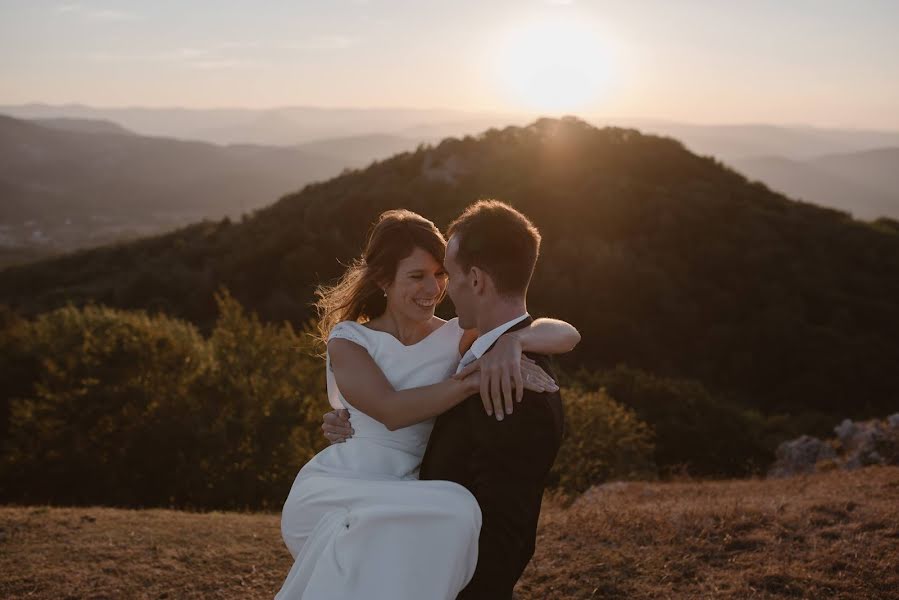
[840,419,888,469]
[834,419,858,446]
[770,414,899,478]
[887,413,899,430]
[768,435,837,478]
[845,454,864,470]
[421,152,469,185]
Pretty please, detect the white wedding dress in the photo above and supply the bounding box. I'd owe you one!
[275,318,481,600]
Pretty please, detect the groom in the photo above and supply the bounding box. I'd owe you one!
[325,200,565,600]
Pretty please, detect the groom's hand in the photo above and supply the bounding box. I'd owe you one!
[322,409,353,444]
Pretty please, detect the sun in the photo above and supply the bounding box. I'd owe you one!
[493,19,612,113]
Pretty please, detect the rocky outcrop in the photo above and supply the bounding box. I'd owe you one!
[420,152,469,185]
[768,435,838,478]
[768,413,899,478]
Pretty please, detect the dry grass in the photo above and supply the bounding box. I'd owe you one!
[3,466,898,599]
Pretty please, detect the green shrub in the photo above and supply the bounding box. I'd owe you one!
[2,301,213,505]
[0,288,329,510]
[551,387,657,494]
[193,288,328,508]
[574,365,774,476]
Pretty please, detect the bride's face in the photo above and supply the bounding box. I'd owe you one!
[384,246,448,322]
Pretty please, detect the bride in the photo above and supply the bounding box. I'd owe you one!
[275,209,578,599]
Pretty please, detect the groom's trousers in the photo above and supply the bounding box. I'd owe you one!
[419,351,564,600]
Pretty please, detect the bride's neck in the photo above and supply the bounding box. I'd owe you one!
[369,309,432,345]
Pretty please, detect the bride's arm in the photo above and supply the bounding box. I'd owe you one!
[516,317,581,354]
[458,317,580,355]
[328,339,556,432]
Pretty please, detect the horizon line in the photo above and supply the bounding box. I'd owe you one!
[2,101,899,134]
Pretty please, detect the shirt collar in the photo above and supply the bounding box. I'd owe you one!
[468,313,530,360]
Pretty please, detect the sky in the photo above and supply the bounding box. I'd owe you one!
[1,0,898,129]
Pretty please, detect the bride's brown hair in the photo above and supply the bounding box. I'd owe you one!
[313,209,447,346]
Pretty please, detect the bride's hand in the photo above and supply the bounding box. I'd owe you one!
[475,357,557,420]
[454,332,524,418]
[520,358,558,395]
[455,333,558,420]
[322,409,353,444]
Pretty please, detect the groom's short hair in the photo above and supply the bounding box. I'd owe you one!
[447,200,541,297]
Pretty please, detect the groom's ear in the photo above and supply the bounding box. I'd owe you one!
[470,265,487,296]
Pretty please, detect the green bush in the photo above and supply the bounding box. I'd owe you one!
[2,300,213,505]
[551,387,657,494]
[195,288,328,508]
[0,288,329,510]
[573,365,775,477]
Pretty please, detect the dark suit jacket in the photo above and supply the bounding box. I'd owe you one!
[419,316,564,600]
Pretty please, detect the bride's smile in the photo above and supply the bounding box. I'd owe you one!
[383,246,448,321]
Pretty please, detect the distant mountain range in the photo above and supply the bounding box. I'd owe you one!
[0,104,524,146]
[0,115,424,266]
[0,114,354,220]
[30,117,137,136]
[5,104,899,160]
[733,148,899,220]
[294,133,427,164]
[613,120,899,161]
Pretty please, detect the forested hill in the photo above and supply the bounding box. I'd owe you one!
[2,117,898,417]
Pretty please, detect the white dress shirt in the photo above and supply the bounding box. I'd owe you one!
[455,313,530,374]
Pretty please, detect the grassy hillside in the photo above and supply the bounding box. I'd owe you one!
[2,467,897,599]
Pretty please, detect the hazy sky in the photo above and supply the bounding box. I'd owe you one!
[2,0,898,128]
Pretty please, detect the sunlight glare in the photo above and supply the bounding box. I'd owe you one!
[494,19,612,113]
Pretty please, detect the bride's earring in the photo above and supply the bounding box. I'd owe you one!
[383,288,387,298]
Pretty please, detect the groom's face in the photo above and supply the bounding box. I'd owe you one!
[444,235,477,329]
